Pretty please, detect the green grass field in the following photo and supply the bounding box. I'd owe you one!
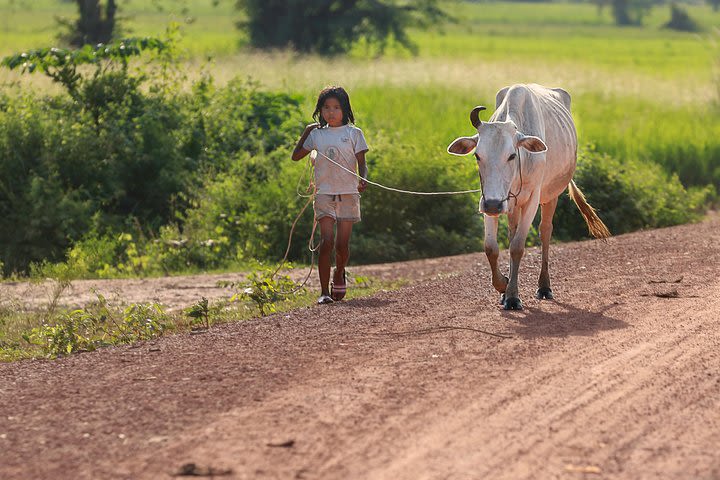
[1,1,718,189]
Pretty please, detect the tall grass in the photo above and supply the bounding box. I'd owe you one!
[2,0,717,182]
[2,1,718,75]
[0,0,718,276]
[575,94,720,188]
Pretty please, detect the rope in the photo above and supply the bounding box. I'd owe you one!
[268,172,320,295]
[270,194,313,279]
[269,148,486,295]
[314,150,482,196]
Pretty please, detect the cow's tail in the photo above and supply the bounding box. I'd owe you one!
[568,179,611,240]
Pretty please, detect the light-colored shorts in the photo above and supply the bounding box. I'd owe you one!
[314,193,361,223]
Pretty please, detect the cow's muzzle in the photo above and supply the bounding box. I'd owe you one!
[481,198,505,216]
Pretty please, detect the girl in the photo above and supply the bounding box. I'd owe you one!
[292,86,369,304]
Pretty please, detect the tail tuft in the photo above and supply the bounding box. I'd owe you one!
[568,180,611,240]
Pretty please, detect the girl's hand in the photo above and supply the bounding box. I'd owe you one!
[292,123,320,161]
[358,179,368,193]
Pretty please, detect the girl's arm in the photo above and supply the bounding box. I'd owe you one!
[356,150,368,192]
[291,123,320,161]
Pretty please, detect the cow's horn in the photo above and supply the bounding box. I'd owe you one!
[470,106,487,129]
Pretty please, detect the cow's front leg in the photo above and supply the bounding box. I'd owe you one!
[484,215,508,296]
[504,198,540,310]
[536,197,558,300]
[501,207,521,306]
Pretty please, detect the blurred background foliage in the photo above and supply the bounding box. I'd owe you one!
[0,0,718,278]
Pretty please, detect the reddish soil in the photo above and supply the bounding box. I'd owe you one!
[1,214,719,480]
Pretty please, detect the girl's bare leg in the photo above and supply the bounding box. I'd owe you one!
[318,217,336,296]
[334,220,354,284]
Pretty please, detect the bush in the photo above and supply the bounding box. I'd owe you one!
[23,299,169,357]
[553,146,712,240]
[2,38,716,279]
[0,86,191,272]
[0,38,302,275]
[235,269,304,316]
[181,147,314,265]
[352,134,484,263]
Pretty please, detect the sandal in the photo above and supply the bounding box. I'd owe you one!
[330,269,347,301]
[318,294,334,305]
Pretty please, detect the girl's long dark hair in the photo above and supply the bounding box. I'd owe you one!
[312,86,355,127]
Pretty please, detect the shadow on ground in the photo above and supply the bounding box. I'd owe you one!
[503,301,629,338]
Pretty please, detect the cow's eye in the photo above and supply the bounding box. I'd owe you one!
[508,153,517,162]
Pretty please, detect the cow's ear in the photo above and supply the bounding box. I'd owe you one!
[447,135,478,156]
[516,133,547,153]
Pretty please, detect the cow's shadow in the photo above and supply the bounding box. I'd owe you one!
[502,301,628,338]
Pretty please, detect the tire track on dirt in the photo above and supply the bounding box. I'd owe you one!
[1,215,719,479]
[134,278,719,479]
[355,293,718,480]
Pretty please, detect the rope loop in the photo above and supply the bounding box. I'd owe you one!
[270,150,486,288]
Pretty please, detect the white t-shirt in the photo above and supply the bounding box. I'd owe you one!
[303,124,369,195]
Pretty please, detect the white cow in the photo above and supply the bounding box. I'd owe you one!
[447,84,610,310]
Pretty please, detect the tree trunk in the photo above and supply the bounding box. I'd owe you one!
[612,0,632,25]
[71,0,117,46]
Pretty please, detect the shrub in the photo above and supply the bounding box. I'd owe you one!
[23,297,170,357]
[352,134,484,263]
[117,303,169,343]
[0,39,302,275]
[553,146,712,240]
[185,297,211,330]
[24,309,102,356]
[181,147,313,265]
[235,268,304,316]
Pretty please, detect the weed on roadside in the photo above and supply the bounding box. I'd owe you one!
[1,270,399,362]
[185,297,211,330]
[231,269,305,316]
[21,294,171,357]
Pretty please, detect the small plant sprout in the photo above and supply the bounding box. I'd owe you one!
[351,273,371,289]
[185,297,211,330]
[234,269,303,316]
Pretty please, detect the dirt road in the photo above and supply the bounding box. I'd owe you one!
[2,215,719,479]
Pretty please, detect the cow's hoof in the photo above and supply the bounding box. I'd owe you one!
[503,297,523,310]
[536,287,554,300]
[499,293,506,305]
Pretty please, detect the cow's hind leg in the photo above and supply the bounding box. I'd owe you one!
[484,215,508,299]
[536,197,558,300]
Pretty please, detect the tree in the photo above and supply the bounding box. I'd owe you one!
[591,0,611,17]
[708,0,720,12]
[58,0,119,47]
[664,3,700,32]
[612,0,653,25]
[612,0,632,25]
[235,0,447,55]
